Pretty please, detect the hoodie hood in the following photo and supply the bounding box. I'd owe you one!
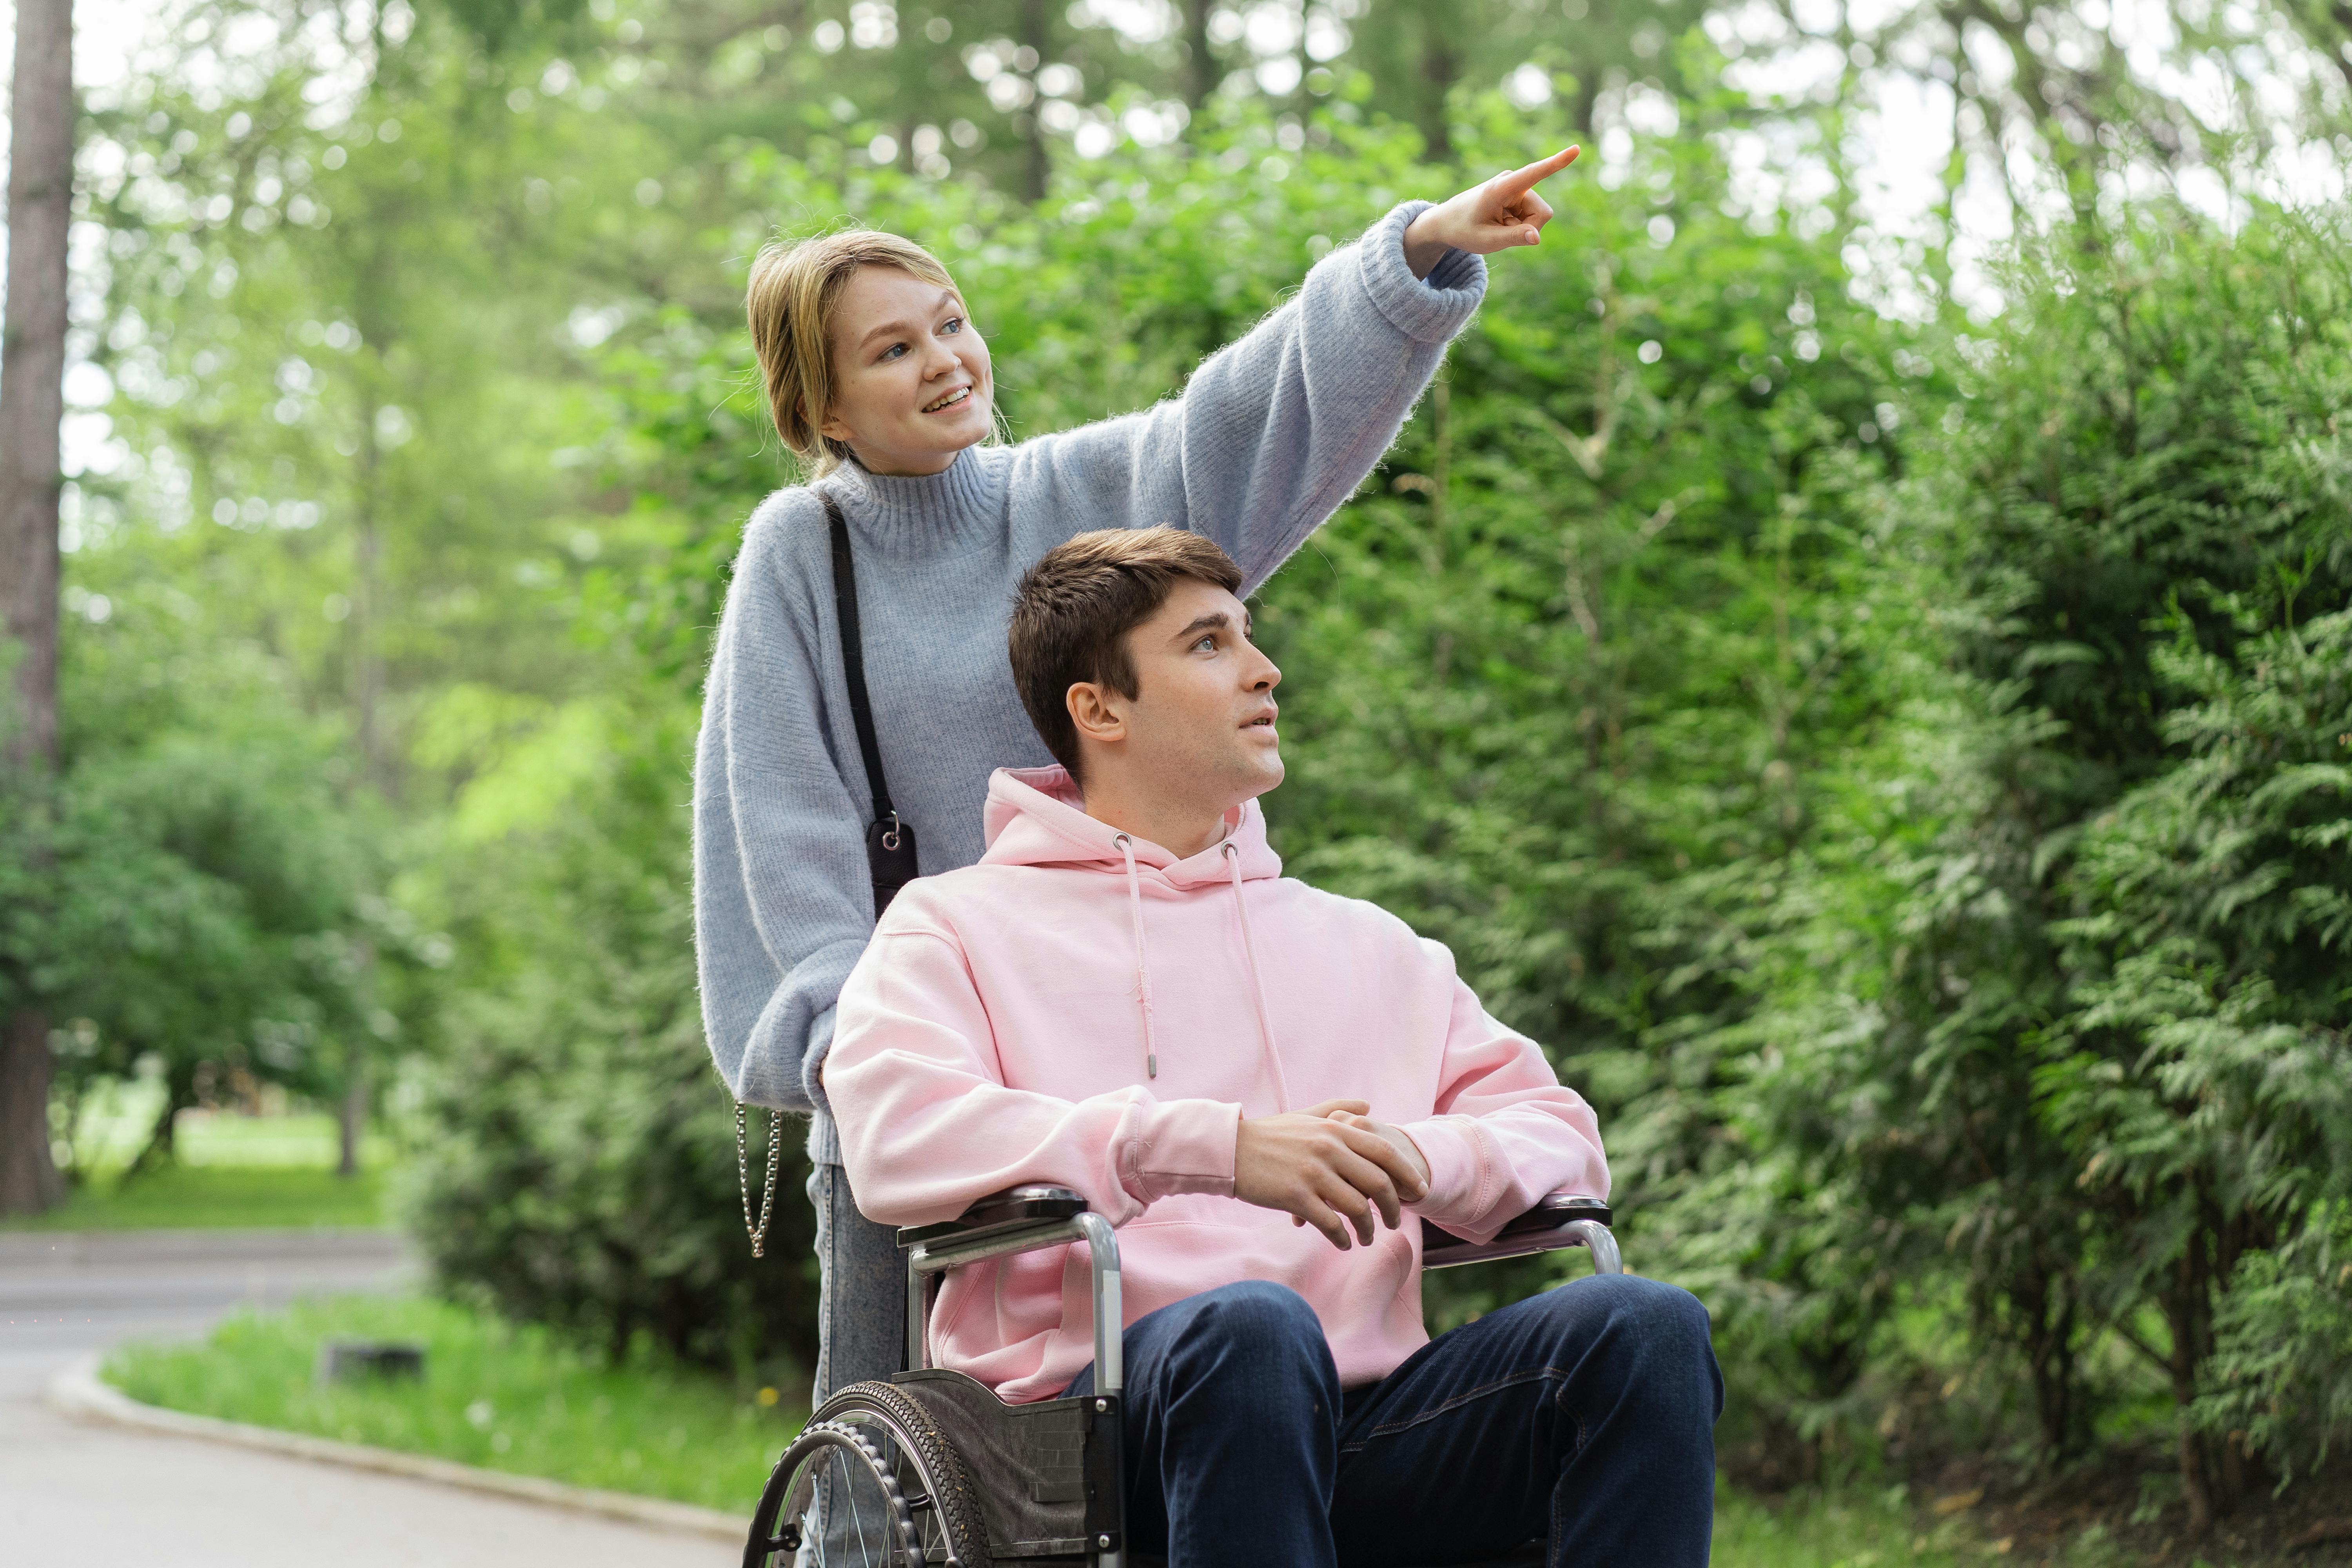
[980,765,1283,887]
[980,765,1289,1096]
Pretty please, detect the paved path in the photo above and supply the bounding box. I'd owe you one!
[0,1228,736,1566]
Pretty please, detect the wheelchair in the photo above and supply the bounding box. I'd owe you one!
[744,1185,1622,1568]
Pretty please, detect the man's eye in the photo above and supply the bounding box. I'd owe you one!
[1193,635,1217,652]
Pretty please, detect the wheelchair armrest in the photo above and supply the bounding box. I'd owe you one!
[895,1186,1125,1392]
[1421,1194,1621,1273]
[896,1184,1089,1252]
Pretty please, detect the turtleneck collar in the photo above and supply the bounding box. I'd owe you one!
[819,445,1004,561]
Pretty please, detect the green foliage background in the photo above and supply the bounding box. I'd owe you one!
[13,0,2352,1537]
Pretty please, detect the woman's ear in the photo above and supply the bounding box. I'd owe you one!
[817,401,853,444]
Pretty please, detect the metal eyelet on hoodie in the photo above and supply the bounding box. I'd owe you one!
[1114,834,1161,1080]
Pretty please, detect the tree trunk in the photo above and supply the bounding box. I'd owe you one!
[1416,9,1459,163]
[352,405,386,793]
[0,0,74,1218]
[1180,0,1217,114]
[339,410,387,1175]
[2015,1258,2081,1463]
[0,1009,63,1211]
[121,1072,185,1181]
[337,1064,367,1178]
[1428,372,1450,534]
[1570,71,1601,141]
[2169,1231,2216,1537]
[1017,0,1050,202]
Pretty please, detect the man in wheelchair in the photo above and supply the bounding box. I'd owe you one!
[818,528,1722,1566]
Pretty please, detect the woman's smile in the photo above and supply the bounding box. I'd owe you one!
[817,265,997,474]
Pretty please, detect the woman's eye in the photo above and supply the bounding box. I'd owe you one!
[942,316,964,335]
[880,343,907,361]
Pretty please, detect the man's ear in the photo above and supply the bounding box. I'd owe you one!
[1065,682,1126,749]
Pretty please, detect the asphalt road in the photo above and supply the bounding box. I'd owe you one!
[0,1227,736,1567]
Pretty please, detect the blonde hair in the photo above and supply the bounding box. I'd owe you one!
[746,227,964,476]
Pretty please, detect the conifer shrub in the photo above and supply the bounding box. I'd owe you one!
[1756,204,2352,1514]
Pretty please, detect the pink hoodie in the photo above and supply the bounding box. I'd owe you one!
[824,766,1610,1404]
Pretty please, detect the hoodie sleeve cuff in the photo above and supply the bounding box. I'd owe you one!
[1399,1114,1493,1222]
[1353,201,1489,345]
[1120,1098,1241,1204]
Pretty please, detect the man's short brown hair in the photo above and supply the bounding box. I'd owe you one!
[1009,527,1244,779]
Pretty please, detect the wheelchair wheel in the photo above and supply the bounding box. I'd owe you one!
[744,1380,991,1568]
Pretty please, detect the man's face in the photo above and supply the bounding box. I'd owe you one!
[1095,579,1283,811]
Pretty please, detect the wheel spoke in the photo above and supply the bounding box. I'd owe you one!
[753,1400,976,1568]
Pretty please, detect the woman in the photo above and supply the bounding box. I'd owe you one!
[696,147,1582,1405]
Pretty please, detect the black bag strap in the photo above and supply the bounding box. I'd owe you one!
[822,490,897,835]
[738,490,917,1260]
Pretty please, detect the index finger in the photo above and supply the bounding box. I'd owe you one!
[1494,145,1580,197]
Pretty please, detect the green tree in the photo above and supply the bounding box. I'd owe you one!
[2,557,396,1178]
[1250,90,1925,1479]
[1762,204,2352,1525]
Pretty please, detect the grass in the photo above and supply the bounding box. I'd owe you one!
[103,1293,803,1515]
[63,1091,401,1171]
[1713,1483,2007,1566]
[1,1163,394,1230]
[3,1083,405,1231]
[1710,1477,2352,1567]
[109,1293,2037,1560]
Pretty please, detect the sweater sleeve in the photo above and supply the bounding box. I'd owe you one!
[1009,201,1485,592]
[693,501,874,1120]
[1398,949,1610,1244]
[824,918,1242,1229]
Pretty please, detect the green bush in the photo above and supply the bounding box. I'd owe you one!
[1748,204,2352,1508]
[401,693,820,1378]
[2198,1203,2352,1489]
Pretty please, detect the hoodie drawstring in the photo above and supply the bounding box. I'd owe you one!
[1224,841,1295,1112]
[1114,835,1160,1079]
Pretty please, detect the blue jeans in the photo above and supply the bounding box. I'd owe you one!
[808,1159,909,1404]
[1064,1275,1722,1567]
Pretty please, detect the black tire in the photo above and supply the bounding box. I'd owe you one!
[745,1380,991,1568]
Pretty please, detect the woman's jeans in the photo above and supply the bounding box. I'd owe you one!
[807,1159,910,1403]
[1063,1275,1724,1567]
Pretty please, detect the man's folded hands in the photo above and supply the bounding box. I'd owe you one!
[1234,1098,1434,1250]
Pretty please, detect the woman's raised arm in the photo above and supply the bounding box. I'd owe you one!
[1007,150,1581,593]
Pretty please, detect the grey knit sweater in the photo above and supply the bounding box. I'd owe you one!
[693,200,1486,1162]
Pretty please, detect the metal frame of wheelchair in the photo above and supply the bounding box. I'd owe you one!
[744,1185,1621,1568]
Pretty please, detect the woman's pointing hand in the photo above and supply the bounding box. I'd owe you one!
[1401,147,1581,279]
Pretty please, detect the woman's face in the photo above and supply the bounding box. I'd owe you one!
[818,265,994,477]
